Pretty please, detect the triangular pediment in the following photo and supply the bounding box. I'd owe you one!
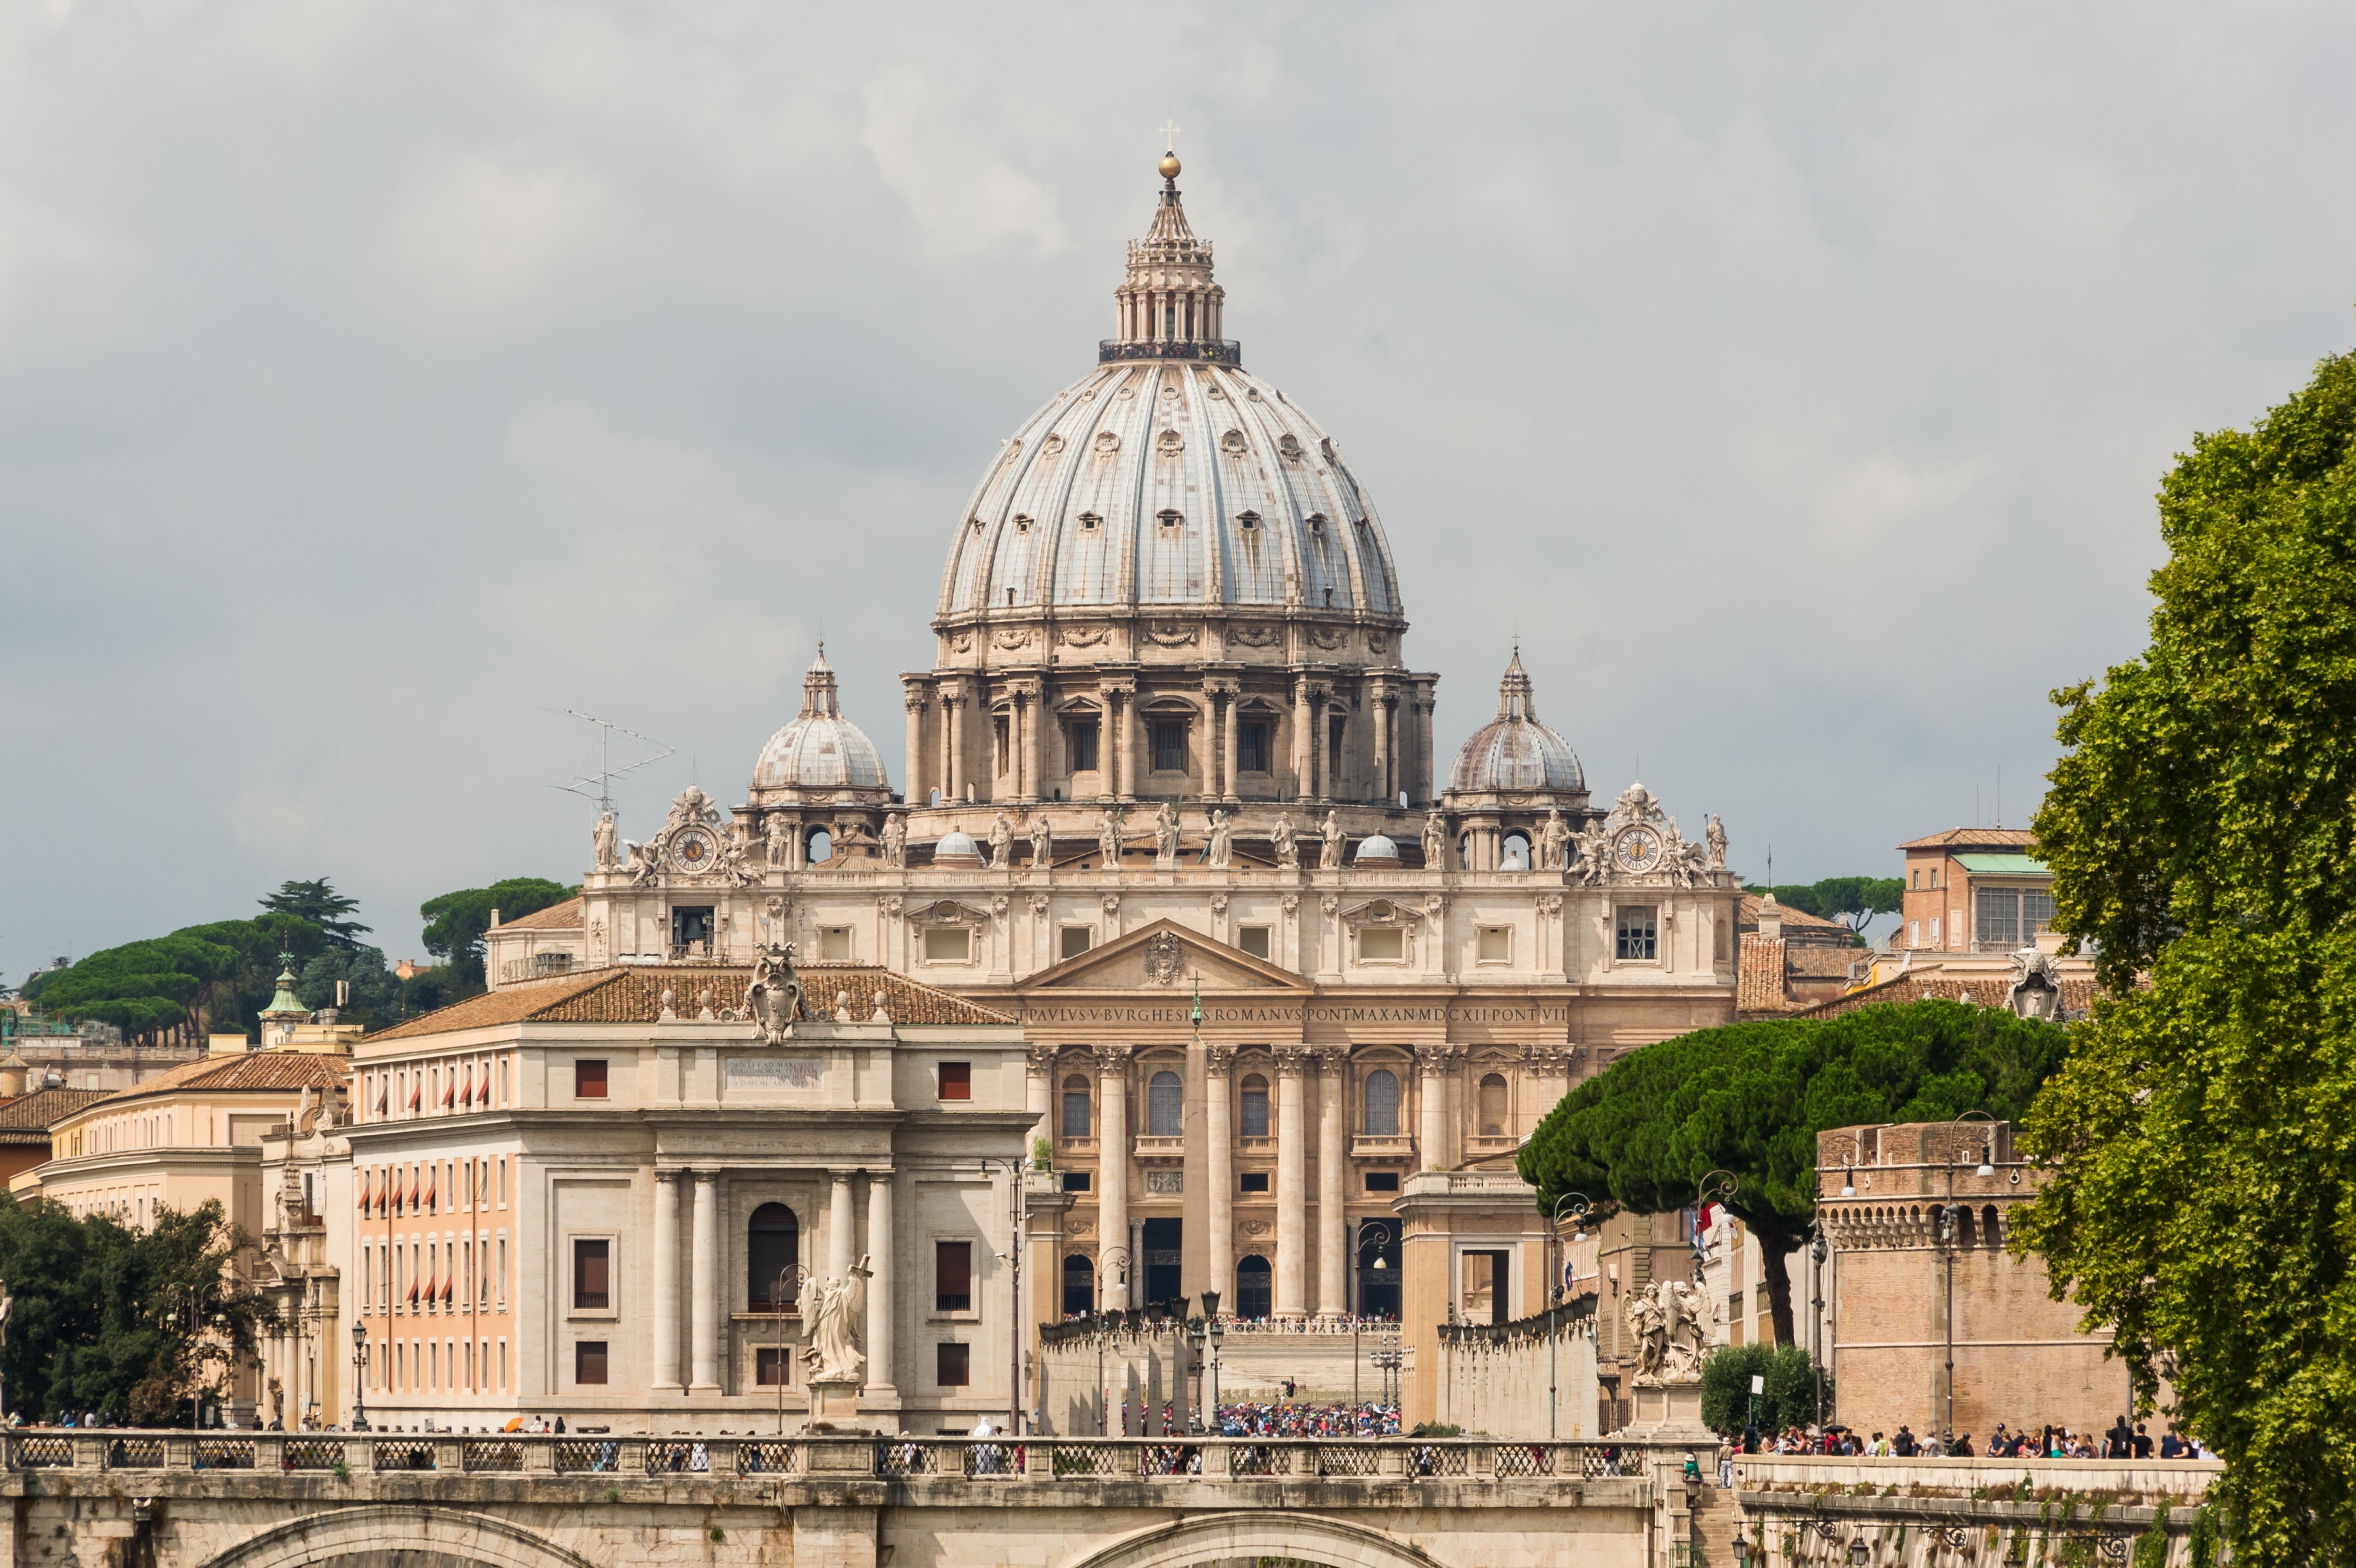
[1025,918,1312,993]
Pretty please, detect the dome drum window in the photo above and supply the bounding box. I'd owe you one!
[1157,510,1183,533]
[1156,429,1185,455]
[1236,510,1260,532]
[1079,511,1101,531]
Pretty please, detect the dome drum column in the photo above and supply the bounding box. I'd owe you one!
[903,684,930,807]
[1014,680,1045,805]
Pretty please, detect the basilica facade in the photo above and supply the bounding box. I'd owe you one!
[491,154,1740,1347]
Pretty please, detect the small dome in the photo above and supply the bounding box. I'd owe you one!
[933,828,983,869]
[1449,648,1585,795]
[1353,834,1400,864]
[752,647,890,794]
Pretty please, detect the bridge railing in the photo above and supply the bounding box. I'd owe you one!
[0,1430,1627,1484]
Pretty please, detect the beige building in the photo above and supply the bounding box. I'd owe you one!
[1898,827,2053,955]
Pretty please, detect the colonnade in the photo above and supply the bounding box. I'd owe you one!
[647,1168,897,1399]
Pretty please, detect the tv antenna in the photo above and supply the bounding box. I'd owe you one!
[546,710,674,816]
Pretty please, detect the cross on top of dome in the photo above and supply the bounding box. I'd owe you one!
[1113,151,1229,364]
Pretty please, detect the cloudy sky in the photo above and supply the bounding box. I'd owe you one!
[4,2,2352,974]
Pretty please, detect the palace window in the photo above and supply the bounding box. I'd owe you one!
[924,926,971,963]
[573,1240,610,1311]
[1479,1074,1509,1137]
[1364,1171,1400,1194]
[1237,926,1272,961]
[755,1347,791,1387]
[995,715,1011,775]
[1478,926,1511,963]
[1061,1076,1091,1137]
[1359,926,1403,963]
[1061,1171,1090,1192]
[1975,887,2055,950]
[1614,905,1658,961]
[938,1062,971,1100]
[1153,721,1186,773]
[818,926,852,961]
[1239,721,1270,774]
[937,1343,971,1387]
[574,1342,608,1385]
[1148,1070,1182,1136]
[1364,1069,1399,1137]
[1240,1171,1270,1194]
[1060,926,1093,961]
[1240,1074,1270,1138]
[1071,719,1099,773]
[573,1059,607,1099]
[749,1203,800,1309]
[937,1242,972,1314]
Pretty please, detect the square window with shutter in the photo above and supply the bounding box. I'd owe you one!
[819,926,852,961]
[1237,926,1272,961]
[1060,926,1093,961]
[573,1239,610,1311]
[938,1062,971,1100]
[574,1341,608,1385]
[1240,1171,1271,1195]
[756,1347,792,1386]
[924,926,971,963]
[937,1241,972,1312]
[573,1060,608,1099]
[1359,927,1404,963]
[1477,926,1511,963]
[937,1343,970,1387]
[1614,906,1658,961]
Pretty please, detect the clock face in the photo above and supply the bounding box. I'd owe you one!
[1614,826,1664,875]
[672,827,720,875]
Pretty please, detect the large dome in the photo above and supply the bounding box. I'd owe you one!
[751,648,889,796]
[1449,649,1585,796]
[934,162,1401,625]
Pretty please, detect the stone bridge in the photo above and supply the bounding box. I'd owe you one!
[0,1433,1706,1568]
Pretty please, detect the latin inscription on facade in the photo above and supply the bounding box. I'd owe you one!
[725,1056,824,1091]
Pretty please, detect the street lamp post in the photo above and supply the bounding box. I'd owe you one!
[1352,1221,1396,1423]
[1807,1223,1830,1435]
[980,1158,1031,1437]
[1200,1288,1222,1428]
[1094,1245,1132,1435]
[0,1278,13,1428]
[1546,1193,1591,1441]
[349,1321,369,1431]
[771,1264,807,1436]
[1938,1111,1998,1446]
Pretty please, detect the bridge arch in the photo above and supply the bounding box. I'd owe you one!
[1063,1511,1451,1568]
[190,1503,595,1568]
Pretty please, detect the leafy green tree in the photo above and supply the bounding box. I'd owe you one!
[0,1200,274,1424]
[2017,348,2356,1564]
[295,946,402,1032]
[1743,878,1901,937]
[419,877,576,990]
[257,879,371,950]
[1519,1000,2067,1341]
[33,935,243,1045]
[1700,1341,1829,1436]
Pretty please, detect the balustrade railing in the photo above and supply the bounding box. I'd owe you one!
[0,1430,1625,1485]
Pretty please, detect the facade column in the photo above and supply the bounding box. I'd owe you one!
[1206,1045,1235,1313]
[1372,692,1393,805]
[1414,694,1436,808]
[1274,1047,1308,1319]
[1220,691,1240,802]
[689,1172,720,1393]
[1198,696,1217,800]
[947,693,966,805]
[1096,1045,1132,1309]
[1021,686,1044,804]
[865,1173,896,1396]
[651,1171,682,1394]
[1292,679,1313,802]
[1416,1045,1452,1171]
[1113,691,1135,802]
[904,688,929,807]
[1026,1045,1056,1153]
[829,1171,855,1281]
[1316,1045,1349,1319]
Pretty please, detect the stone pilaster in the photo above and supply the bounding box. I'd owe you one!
[1274,1045,1309,1319]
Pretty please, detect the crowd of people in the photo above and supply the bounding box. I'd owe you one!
[1738,1418,2208,1460]
[1212,1401,1401,1438]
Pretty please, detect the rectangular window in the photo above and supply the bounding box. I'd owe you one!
[937,1241,972,1312]
[1060,1171,1091,1192]
[755,1347,792,1386]
[1909,919,1921,947]
[1241,1084,1269,1138]
[1059,926,1093,961]
[1614,905,1658,961]
[1976,889,2020,949]
[575,1341,608,1385]
[498,1157,507,1205]
[924,926,972,963]
[1328,714,1345,782]
[819,926,853,961]
[1237,926,1272,961]
[2023,888,2056,939]
[1239,721,1269,775]
[573,1059,608,1099]
[1240,1171,1271,1195]
[1930,916,1943,944]
[938,1062,971,1100]
[995,715,1011,774]
[1359,926,1404,963]
[1364,1171,1401,1193]
[1062,1085,1090,1137]
[1152,721,1186,773]
[497,1237,507,1306]
[573,1239,610,1311]
[937,1343,971,1387]
[1071,720,1099,774]
[1477,926,1511,963]
[1461,1250,1510,1326]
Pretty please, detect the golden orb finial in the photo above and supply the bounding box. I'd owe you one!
[1159,152,1182,180]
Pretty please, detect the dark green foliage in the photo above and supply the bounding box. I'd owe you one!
[418,877,576,990]
[0,1200,274,1424]
[257,879,370,950]
[1743,878,1902,937]
[1699,1342,1828,1435]
[32,935,244,1044]
[295,947,402,1033]
[1518,1000,2067,1340]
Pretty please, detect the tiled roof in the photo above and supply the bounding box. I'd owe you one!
[373,964,1016,1042]
[0,1087,112,1142]
[1896,827,2038,852]
[1785,945,1868,981]
[1735,894,1854,942]
[1793,972,2102,1021]
[1736,934,1788,1014]
[495,897,584,932]
[83,1051,352,1111]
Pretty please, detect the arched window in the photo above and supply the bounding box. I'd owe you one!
[1240,1074,1270,1138]
[1235,1255,1273,1321]
[1061,1075,1091,1138]
[1148,1070,1183,1137]
[1478,1074,1509,1137]
[1062,1253,1095,1317]
[1364,1069,1399,1137]
[748,1203,800,1310]
[807,828,832,864]
[1502,831,1532,870]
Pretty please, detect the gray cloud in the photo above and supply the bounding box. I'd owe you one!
[4,1,2352,969]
